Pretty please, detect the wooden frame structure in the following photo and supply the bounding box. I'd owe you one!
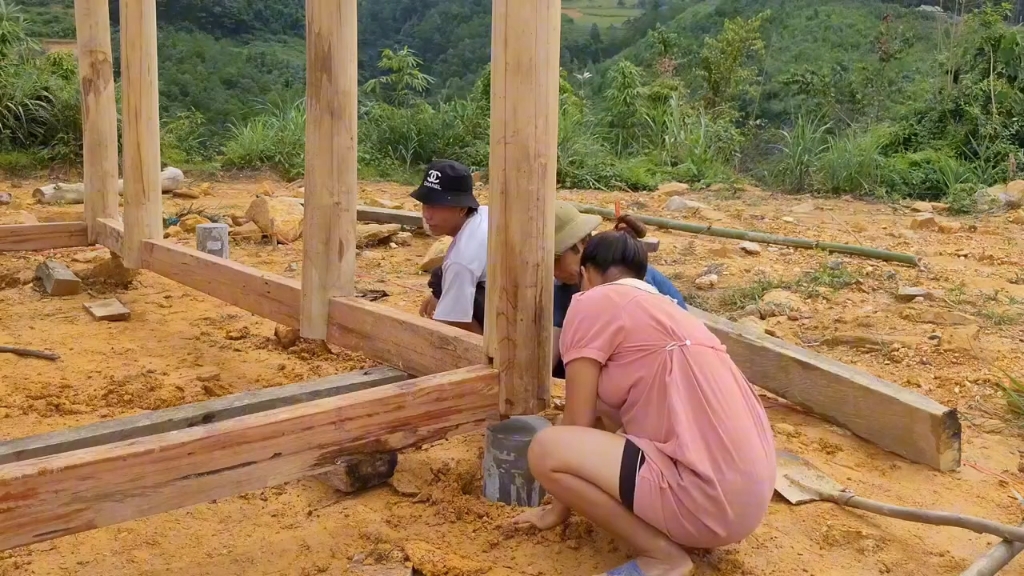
[0,0,961,553]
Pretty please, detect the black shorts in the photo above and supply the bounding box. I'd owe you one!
[619,438,647,512]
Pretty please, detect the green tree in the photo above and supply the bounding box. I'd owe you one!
[362,47,435,107]
[697,11,770,109]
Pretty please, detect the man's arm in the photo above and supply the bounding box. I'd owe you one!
[433,263,484,334]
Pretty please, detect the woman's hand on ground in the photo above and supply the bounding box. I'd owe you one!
[419,295,438,318]
[511,503,571,531]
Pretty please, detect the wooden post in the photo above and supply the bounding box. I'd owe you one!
[74,0,119,244]
[118,0,162,269]
[300,0,358,340]
[484,0,560,416]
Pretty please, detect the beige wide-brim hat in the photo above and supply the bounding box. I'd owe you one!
[554,201,603,255]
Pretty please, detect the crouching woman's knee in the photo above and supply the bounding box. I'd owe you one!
[526,426,564,481]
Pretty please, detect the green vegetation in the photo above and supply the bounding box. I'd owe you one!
[4,0,1024,212]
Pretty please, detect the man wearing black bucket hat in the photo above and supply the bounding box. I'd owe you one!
[413,159,488,334]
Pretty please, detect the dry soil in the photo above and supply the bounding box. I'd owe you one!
[1,176,1024,576]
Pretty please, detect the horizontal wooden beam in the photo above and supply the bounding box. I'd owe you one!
[94,217,123,255]
[0,364,497,551]
[140,239,301,328]
[356,205,422,228]
[135,239,480,375]
[0,222,90,252]
[328,297,485,377]
[0,366,408,465]
[687,307,961,471]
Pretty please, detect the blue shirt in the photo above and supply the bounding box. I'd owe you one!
[552,265,687,377]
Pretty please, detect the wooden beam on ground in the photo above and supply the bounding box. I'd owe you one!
[119,0,162,269]
[356,206,422,228]
[327,297,485,377]
[0,367,408,465]
[300,0,358,340]
[94,217,123,254]
[140,239,301,328]
[0,222,90,252]
[0,365,497,551]
[687,307,961,471]
[74,0,120,244]
[484,0,560,416]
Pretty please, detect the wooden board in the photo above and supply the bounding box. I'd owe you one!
[94,217,123,255]
[0,366,408,465]
[688,307,961,471]
[140,239,301,328]
[35,259,81,296]
[0,222,90,252]
[327,296,486,377]
[356,206,423,228]
[0,364,497,551]
[83,298,131,321]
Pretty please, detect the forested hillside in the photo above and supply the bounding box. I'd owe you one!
[3,0,1024,212]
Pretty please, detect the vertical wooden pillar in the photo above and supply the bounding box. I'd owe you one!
[484,0,560,416]
[300,0,358,339]
[74,0,119,244]
[119,0,162,269]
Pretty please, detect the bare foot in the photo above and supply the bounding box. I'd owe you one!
[596,552,695,576]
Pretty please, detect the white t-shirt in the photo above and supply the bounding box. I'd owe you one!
[433,206,489,323]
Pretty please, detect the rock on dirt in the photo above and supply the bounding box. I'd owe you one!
[230,221,264,243]
[393,232,413,247]
[781,216,796,224]
[0,210,38,225]
[900,307,977,326]
[177,214,210,234]
[365,197,403,210]
[317,452,398,494]
[0,192,11,206]
[759,290,807,318]
[663,197,707,212]
[908,213,938,230]
[275,325,300,349]
[420,236,452,272]
[1010,210,1024,225]
[357,224,401,248]
[663,197,726,221]
[738,241,762,255]
[896,286,935,302]
[694,274,718,289]
[246,196,304,244]
[227,212,249,227]
[937,221,962,234]
[657,182,689,196]
[172,189,201,200]
[791,201,816,213]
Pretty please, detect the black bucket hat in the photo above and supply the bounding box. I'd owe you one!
[410,159,478,208]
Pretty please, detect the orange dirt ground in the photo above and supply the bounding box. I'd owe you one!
[2,176,1024,576]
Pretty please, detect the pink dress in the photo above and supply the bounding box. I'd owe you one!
[560,281,776,548]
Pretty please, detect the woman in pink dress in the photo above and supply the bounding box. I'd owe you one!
[512,227,776,576]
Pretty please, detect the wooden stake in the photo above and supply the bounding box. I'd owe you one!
[74,0,120,243]
[300,0,358,340]
[119,0,162,269]
[485,0,560,416]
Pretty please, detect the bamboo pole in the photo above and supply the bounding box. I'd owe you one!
[300,0,358,340]
[73,0,120,243]
[960,524,1024,576]
[572,204,921,267]
[119,0,162,269]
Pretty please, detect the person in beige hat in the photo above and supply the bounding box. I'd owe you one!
[550,202,688,377]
